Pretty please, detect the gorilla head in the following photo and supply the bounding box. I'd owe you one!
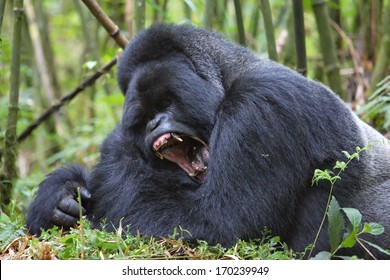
[26,24,390,259]
[120,54,219,183]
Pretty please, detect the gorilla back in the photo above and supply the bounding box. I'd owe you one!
[27,24,390,259]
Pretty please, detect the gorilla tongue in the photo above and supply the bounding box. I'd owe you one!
[153,133,209,183]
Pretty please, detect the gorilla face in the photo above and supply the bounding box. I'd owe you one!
[121,54,220,182]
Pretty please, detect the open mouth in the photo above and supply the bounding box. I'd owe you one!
[152,133,209,183]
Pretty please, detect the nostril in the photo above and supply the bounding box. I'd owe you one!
[146,113,167,134]
[147,118,161,133]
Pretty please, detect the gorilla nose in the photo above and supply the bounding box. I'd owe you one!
[146,113,169,134]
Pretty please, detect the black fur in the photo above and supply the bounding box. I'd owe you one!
[27,24,390,258]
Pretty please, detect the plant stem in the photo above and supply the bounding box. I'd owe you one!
[307,147,367,259]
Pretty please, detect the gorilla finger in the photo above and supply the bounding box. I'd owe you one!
[58,196,87,217]
[52,208,78,227]
[66,181,91,200]
[79,186,91,200]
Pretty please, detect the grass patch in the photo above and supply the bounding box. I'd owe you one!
[0,213,295,260]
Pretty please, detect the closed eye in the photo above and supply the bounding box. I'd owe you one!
[156,97,172,112]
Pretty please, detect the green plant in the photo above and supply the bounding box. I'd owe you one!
[360,76,390,132]
[309,145,390,259]
[0,201,26,251]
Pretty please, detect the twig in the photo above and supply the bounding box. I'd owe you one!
[356,239,376,260]
[18,0,130,143]
[330,20,367,107]
[17,58,118,143]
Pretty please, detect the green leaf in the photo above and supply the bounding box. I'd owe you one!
[360,223,385,236]
[342,151,351,159]
[311,169,334,186]
[184,0,197,11]
[340,227,359,248]
[342,208,362,228]
[0,212,11,223]
[331,175,341,184]
[335,255,360,260]
[339,208,363,249]
[359,239,390,257]
[327,196,344,253]
[59,234,77,244]
[334,161,347,171]
[0,213,26,250]
[271,236,281,243]
[311,251,332,260]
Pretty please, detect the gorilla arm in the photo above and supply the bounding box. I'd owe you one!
[26,165,91,235]
[194,68,364,246]
[196,81,304,245]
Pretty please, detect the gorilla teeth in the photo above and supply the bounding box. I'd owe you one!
[171,133,183,142]
[160,141,178,152]
[156,151,164,160]
[151,133,209,183]
[155,138,180,156]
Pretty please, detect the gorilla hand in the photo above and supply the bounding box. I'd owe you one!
[26,165,90,235]
[52,181,91,228]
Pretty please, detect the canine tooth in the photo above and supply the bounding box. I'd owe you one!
[156,152,163,160]
[172,133,183,142]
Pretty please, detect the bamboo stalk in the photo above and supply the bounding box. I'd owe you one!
[25,0,65,136]
[2,0,24,207]
[0,0,6,36]
[312,0,344,98]
[328,0,341,49]
[74,0,98,124]
[249,2,261,40]
[133,0,145,34]
[125,0,134,38]
[152,0,168,22]
[233,0,246,46]
[260,0,278,61]
[203,0,214,29]
[215,0,228,31]
[74,0,92,45]
[81,0,129,48]
[35,0,63,99]
[369,3,390,95]
[292,0,307,75]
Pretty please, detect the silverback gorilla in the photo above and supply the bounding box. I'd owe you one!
[27,24,390,258]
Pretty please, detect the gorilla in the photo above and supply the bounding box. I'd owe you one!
[26,24,390,258]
